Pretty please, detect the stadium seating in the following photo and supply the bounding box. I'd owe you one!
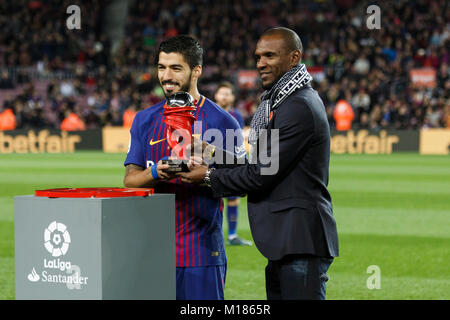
[0,0,448,130]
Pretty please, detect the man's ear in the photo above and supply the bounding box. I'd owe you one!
[290,50,302,67]
[193,65,202,79]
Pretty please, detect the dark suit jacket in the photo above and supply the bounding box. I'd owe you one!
[210,84,339,260]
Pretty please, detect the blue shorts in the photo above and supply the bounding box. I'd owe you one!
[176,264,227,300]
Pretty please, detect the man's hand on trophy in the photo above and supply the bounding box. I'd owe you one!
[156,159,177,180]
[177,156,208,184]
[186,136,216,164]
[187,155,207,170]
[186,136,205,156]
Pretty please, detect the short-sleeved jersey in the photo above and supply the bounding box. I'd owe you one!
[228,108,245,129]
[124,95,245,267]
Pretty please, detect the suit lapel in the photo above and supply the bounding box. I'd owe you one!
[267,84,312,130]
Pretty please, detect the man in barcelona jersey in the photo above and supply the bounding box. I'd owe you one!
[123,35,245,300]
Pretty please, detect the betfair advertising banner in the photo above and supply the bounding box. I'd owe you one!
[419,129,450,155]
[329,129,420,154]
[0,128,448,155]
[0,129,102,153]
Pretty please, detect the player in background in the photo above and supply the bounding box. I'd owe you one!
[214,82,252,246]
[123,35,245,300]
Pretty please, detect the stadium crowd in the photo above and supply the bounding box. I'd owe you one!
[0,0,449,131]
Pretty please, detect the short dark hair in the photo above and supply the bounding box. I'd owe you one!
[157,35,203,69]
[261,27,303,55]
[216,81,235,95]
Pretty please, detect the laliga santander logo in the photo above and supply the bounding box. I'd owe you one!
[44,221,71,257]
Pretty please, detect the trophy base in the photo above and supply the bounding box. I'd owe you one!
[161,160,189,173]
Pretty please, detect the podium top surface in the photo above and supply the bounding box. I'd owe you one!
[34,188,154,198]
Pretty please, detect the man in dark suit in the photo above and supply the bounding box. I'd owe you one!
[179,27,339,300]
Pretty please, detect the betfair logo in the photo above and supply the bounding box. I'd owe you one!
[0,130,81,153]
[331,130,399,154]
[149,138,166,146]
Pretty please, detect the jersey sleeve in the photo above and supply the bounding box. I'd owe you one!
[234,110,245,129]
[124,113,146,168]
[211,113,246,160]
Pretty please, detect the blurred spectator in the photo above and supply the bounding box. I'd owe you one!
[352,88,371,122]
[356,112,369,129]
[60,111,86,131]
[0,108,17,130]
[333,100,355,131]
[369,104,382,129]
[353,54,370,75]
[445,105,450,128]
[423,106,442,128]
[104,109,122,127]
[0,71,14,89]
[122,104,137,129]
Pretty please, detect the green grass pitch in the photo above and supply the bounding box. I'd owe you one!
[0,152,449,299]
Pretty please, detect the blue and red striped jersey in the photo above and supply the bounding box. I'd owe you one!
[227,108,245,129]
[124,95,245,267]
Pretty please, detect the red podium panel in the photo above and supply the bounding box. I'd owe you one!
[35,188,154,198]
